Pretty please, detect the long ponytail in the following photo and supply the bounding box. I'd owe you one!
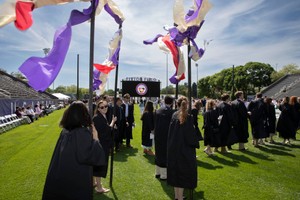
[177,96,188,124]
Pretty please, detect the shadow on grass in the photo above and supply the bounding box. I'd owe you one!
[158,179,173,199]
[258,146,296,157]
[197,159,223,170]
[222,153,258,164]
[114,147,138,162]
[209,155,239,167]
[264,143,292,151]
[143,154,155,165]
[159,180,206,200]
[241,149,275,161]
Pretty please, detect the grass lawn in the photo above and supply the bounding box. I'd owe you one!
[0,105,300,200]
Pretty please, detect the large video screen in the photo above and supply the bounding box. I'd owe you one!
[122,81,160,97]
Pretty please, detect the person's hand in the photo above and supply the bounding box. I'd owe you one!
[126,122,129,127]
[112,115,117,123]
[91,124,99,141]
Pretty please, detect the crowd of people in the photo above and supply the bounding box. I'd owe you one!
[202,92,300,156]
[15,104,53,123]
[41,92,299,200]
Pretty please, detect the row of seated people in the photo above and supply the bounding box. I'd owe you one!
[15,104,53,123]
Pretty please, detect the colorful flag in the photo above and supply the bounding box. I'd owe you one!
[19,0,99,91]
[93,28,122,94]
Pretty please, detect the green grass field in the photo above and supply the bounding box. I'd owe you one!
[0,105,300,200]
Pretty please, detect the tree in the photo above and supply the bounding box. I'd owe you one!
[271,63,300,82]
[244,62,274,92]
[54,85,66,93]
[11,71,27,81]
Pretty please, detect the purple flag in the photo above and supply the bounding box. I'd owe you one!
[19,0,99,91]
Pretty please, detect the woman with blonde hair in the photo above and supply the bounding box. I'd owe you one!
[203,99,220,155]
[167,96,199,200]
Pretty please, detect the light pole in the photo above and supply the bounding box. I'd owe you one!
[42,48,53,90]
[164,52,169,95]
[195,63,198,98]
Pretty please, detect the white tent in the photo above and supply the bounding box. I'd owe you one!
[52,93,71,100]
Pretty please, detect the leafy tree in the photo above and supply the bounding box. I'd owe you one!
[11,71,27,81]
[54,85,66,93]
[271,63,300,82]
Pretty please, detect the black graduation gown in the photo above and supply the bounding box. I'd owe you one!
[167,112,199,189]
[217,102,235,146]
[191,108,203,141]
[203,109,221,147]
[154,106,174,167]
[121,103,134,140]
[141,112,154,147]
[276,103,296,139]
[42,128,105,200]
[231,99,249,143]
[265,103,276,135]
[248,98,267,139]
[93,113,113,178]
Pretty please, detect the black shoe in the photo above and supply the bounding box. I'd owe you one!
[155,174,160,179]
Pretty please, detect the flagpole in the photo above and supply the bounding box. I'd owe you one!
[187,41,193,200]
[77,54,80,100]
[88,1,96,118]
[110,24,122,188]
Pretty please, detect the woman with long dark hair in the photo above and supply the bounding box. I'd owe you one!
[167,96,199,200]
[141,101,155,155]
[276,97,295,145]
[42,101,105,200]
[93,100,117,193]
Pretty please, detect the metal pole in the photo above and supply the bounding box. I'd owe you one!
[110,25,122,187]
[187,42,192,113]
[77,54,79,100]
[88,1,96,118]
[232,65,235,98]
[166,52,168,95]
[188,42,193,199]
[196,63,198,99]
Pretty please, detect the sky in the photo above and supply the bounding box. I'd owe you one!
[0,0,300,90]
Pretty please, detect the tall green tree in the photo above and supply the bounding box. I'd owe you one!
[271,63,300,82]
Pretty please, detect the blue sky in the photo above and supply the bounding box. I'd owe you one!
[0,0,300,90]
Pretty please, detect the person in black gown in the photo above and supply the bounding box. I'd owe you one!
[231,91,249,150]
[203,99,220,156]
[216,93,236,152]
[167,96,199,200]
[248,93,267,147]
[276,96,296,144]
[121,93,135,148]
[191,100,203,141]
[265,97,276,143]
[154,96,174,180]
[93,100,117,193]
[141,101,155,155]
[42,101,105,200]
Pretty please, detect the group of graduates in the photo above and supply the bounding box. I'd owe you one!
[139,96,202,200]
[203,91,300,156]
[42,91,299,200]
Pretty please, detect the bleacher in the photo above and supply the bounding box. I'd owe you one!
[0,70,57,99]
[261,74,300,99]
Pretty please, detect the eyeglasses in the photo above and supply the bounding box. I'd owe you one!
[99,105,108,109]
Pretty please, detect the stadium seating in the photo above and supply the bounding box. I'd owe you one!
[261,74,300,99]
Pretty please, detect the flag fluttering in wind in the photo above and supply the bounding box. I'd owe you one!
[93,0,124,95]
[19,0,99,91]
[143,0,212,84]
[0,0,91,30]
